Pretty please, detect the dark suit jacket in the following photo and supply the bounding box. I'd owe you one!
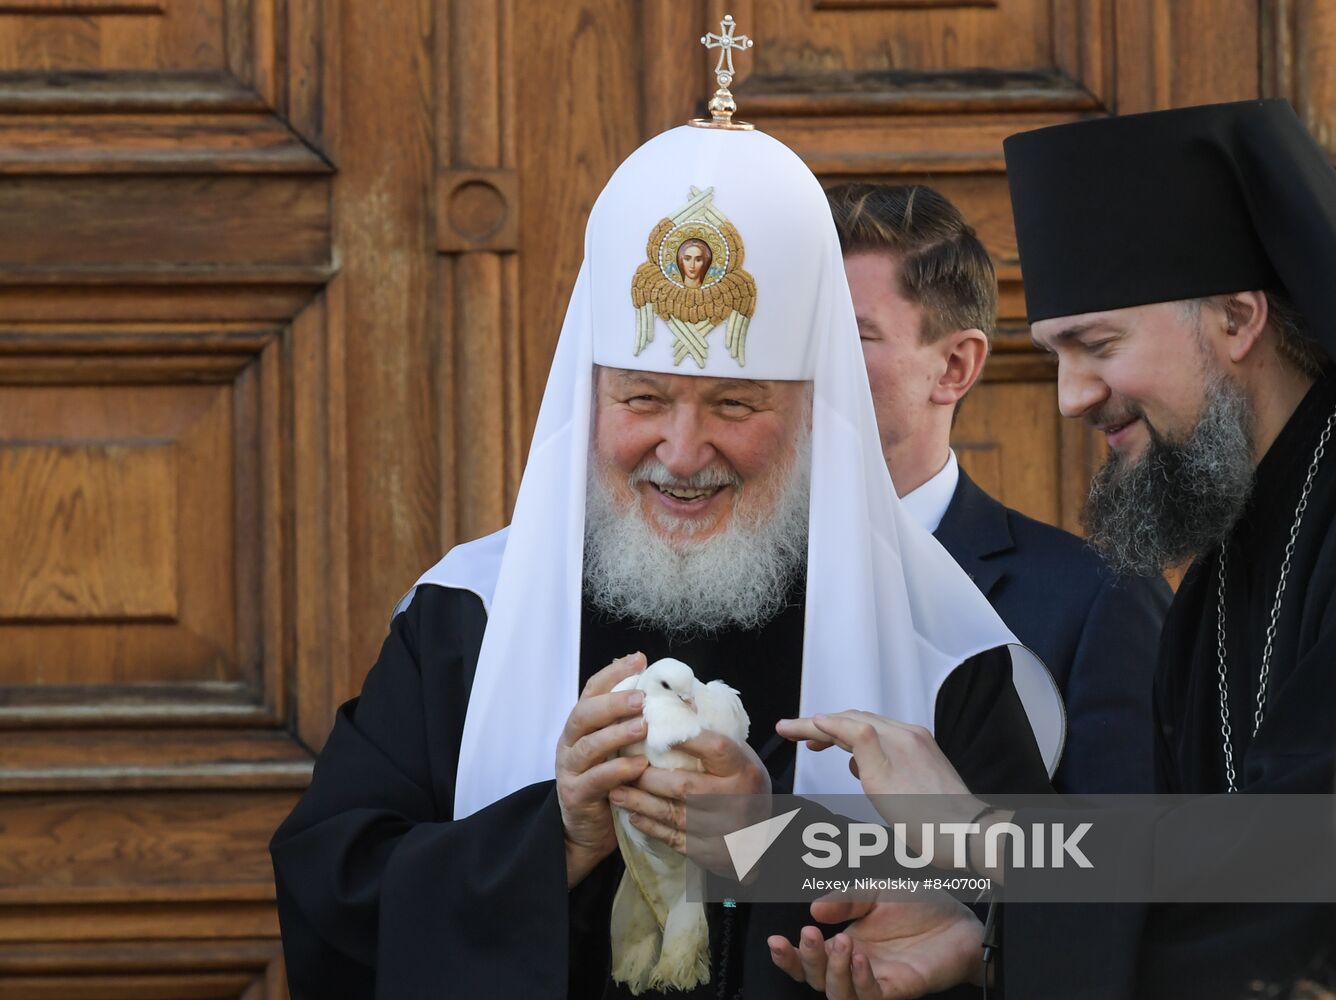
[934,469,1173,793]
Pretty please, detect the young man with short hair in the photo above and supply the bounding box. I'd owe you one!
[828,182,1172,794]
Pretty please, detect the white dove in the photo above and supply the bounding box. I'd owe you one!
[608,657,749,995]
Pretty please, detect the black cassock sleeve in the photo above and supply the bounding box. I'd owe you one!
[934,645,1053,795]
[270,587,574,1000]
[927,647,1053,1000]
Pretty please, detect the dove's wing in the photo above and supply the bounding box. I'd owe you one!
[698,679,750,744]
[613,807,674,926]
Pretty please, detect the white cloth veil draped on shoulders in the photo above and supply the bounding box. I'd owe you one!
[398,125,1064,820]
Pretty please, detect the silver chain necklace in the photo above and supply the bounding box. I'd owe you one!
[1216,405,1336,792]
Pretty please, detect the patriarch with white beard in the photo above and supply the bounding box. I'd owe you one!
[270,109,1063,1000]
[584,386,811,638]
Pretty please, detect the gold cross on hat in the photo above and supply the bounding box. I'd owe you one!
[691,14,755,131]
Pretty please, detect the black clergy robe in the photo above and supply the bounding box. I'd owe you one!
[1007,375,1336,999]
[271,582,1050,999]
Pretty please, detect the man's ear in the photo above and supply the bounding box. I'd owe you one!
[1221,290,1269,364]
[929,329,989,407]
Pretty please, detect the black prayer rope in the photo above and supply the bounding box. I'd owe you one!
[715,899,744,1000]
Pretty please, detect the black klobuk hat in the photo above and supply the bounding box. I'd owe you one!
[1004,99,1336,361]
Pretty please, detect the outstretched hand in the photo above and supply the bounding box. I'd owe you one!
[768,892,985,1000]
[775,710,970,798]
[776,709,993,868]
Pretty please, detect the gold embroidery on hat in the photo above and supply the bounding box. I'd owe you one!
[631,186,757,368]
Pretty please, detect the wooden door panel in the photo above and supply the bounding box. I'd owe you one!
[1266,0,1336,155]
[753,0,1076,75]
[0,177,330,270]
[0,0,282,110]
[2,439,180,621]
[955,361,1061,525]
[3,340,264,700]
[0,941,285,1000]
[0,0,335,993]
[0,0,1314,994]
[738,0,1111,154]
[0,310,345,743]
[1,730,313,791]
[0,1,227,73]
[0,0,325,172]
[0,792,296,903]
[1,383,233,665]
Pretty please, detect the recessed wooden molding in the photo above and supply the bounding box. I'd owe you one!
[0,939,281,972]
[0,115,333,174]
[435,0,527,548]
[0,0,162,11]
[0,323,284,353]
[0,310,337,792]
[436,169,520,252]
[0,352,257,385]
[0,378,247,697]
[0,4,332,163]
[0,176,331,275]
[0,681,279,727]
[676,0,1114,128]
[0,285,323,322]
[997,281,1027,324]
[0,72,264,114]
[813,0,996,8]
[740,69,1101,117]
[0,900,280,942]
[762,116,1087,175]
[0,939,284,999]
[0,265,337,287]
[0,729,314,791]
[0,301,346,795]
[0,970,260,998]
[1263,0,1336,157]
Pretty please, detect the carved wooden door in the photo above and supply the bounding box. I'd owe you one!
[4,1,1333,995]
[0,0,342,994]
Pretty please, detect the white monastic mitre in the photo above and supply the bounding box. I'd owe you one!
[403,124,1065,819]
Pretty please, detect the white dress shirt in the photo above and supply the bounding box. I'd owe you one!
[899,450,960,534]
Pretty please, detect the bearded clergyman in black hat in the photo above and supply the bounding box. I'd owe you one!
[770,99,1336,999]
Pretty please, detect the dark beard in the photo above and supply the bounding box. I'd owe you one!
[1082,375,1255,577]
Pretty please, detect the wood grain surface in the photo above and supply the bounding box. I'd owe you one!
[0,0,1308,994]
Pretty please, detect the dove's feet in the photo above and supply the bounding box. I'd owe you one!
[649,901,711,991]
[612,931,661,996]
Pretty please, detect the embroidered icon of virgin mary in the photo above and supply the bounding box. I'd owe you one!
[631,186,757,367]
